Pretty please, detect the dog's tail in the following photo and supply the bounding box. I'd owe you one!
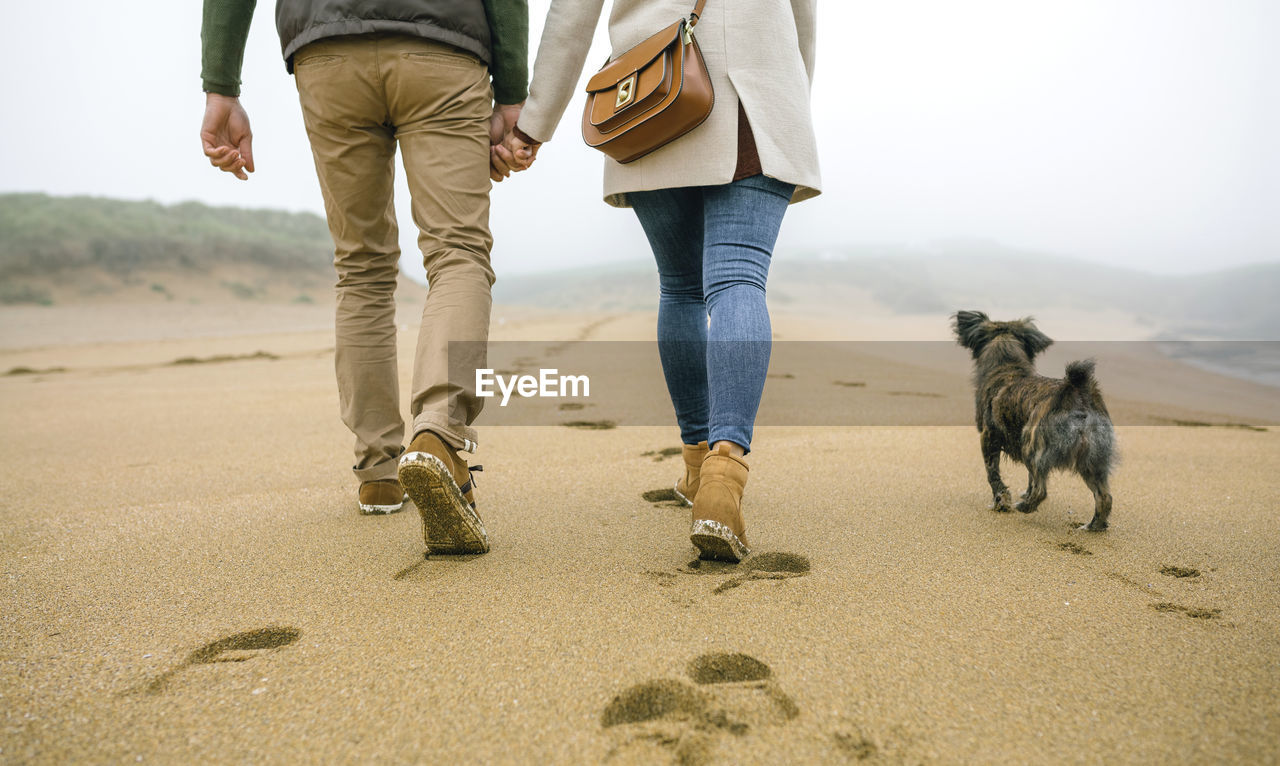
[1065,359,1096,389]
[1038,358,1116,478]
[1052,358,1102,414]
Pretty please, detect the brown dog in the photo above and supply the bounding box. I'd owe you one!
[952,311,1115,531]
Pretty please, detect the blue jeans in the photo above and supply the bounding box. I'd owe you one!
[630,174,795,452]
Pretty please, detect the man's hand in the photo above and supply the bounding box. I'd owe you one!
[489,102,523,182]
[201,93,254,181]
[493,128,539,179]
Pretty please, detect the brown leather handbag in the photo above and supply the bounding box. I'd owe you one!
[580,0,714,164]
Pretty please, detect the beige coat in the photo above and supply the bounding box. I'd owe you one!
[518,0,821,207]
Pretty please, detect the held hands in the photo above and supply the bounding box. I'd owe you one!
[488,103,522,182]
[489,103,540,182]
[201,93,254,180]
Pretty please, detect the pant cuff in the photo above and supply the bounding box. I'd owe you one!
[353,458,400,484]
[411,413,479,454]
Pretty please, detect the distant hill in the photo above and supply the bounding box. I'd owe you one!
[2,195,1274,340]
[493,243,1279,339]
[0,193,335,305]
[775,244,1280,339]
[0,193,333,275]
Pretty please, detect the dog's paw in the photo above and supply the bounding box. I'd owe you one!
[991,490,1013,512]
[1081,520,1108,532]
[1014,499,1040,514]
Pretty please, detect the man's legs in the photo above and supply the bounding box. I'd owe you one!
[379,37,495,554]
[294,38,405,486]
[384,37,496,452]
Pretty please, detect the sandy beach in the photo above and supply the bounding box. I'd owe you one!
[1,297,1277,764]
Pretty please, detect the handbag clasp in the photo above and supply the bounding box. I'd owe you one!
[615,74,637,109]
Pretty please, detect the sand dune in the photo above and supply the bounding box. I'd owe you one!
[1,301,1277,764]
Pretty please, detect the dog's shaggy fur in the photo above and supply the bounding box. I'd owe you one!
[952,311,1116,531]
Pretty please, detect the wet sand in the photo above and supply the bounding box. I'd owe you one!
[1,301,1277,764]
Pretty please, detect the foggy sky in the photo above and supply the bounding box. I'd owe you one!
[1,1,1276,279]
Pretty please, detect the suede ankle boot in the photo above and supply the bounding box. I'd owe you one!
[689,443,751,562]
[398,430,488,555]
[673,441,710,506]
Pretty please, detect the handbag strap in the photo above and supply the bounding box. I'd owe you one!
[690,0,707,27]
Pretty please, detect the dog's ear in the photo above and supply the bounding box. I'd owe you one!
[952,310,993,354]
[1011,317,1053,358]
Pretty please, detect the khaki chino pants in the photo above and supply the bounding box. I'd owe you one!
[295,35,495,483]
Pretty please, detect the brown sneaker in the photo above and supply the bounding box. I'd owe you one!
[673,441,709,506]
[358,479,406,515]
[398,430,489,555]
[689,443,751,563]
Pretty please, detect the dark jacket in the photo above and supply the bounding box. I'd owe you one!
[275,0,492,72]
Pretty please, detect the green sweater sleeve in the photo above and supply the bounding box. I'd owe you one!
[202,0,258,96]
[482,0,529,105]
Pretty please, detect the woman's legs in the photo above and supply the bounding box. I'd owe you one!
[701,175,795,453]
[630,186,710,446]
[632,175,793,562]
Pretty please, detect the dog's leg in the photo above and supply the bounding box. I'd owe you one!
[1015,466,1048,513]
[1081,473,1112,531]
[981,431,1012,512]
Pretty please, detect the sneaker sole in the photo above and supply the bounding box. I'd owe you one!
[359,495,406,515]
[398,452,489,555]
[672,480,694,507]
[690,519,750,563]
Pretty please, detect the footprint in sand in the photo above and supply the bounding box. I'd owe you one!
[831,727,880,760]
[1092,566,1224,624]
[645,553,812,608]
[600,652,798,764]
[642,570,696,608]
[705,553,812,594]
[169,351,280,366]
[1055,541,1092,556]
[562,420,617,430]
[640,448,695,509]
[5,366,68,377]
[139,626,300,695]
[642,487,688,509]
[1150,602,1221,620]
[1148,568,1220,620]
